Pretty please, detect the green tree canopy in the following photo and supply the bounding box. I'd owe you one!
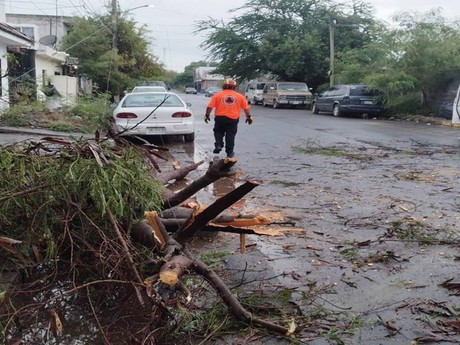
[197,0,379,87]
[337,9,460,109]
[61,13,164,96]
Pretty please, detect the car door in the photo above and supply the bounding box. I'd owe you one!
[316,90,329,111]
[324,88,338,112]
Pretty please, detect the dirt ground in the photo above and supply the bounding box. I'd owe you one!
[183,139,460,344]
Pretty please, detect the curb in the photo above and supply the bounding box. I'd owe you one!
[0,126,91,138]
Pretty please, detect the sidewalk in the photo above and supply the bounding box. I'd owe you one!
[0,125,93,139]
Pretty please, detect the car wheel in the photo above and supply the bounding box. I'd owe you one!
[312,103,319,114]
[333,104,342,117]
[273,100,279,109]
[184,133,195,142]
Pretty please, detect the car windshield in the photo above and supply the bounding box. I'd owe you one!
[122,94,184,108]
[278,83,307,91]
[256,84,265,90]
[132,86,166,93]
[349,85,379,96]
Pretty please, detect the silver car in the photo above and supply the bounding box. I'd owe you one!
[131,86,167,93]
[112,92,195,142]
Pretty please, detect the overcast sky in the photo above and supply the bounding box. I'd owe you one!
[4,0,460,72]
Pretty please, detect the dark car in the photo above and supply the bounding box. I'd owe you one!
[205,87,222,97]
[312,84,384,117]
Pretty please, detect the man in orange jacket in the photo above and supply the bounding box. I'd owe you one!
[204,79,253,158]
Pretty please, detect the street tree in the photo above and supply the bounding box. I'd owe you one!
[197,0,379,87]
[337,9,460,111]
[388,9,460,107]
[61,14,163,96]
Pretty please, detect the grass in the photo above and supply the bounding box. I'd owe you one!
[388,218,459,245]
[270,180,303,187]
[199,250,233,267]
[292,140,371,161]
[340,247,359,261]
[0,94,111,134]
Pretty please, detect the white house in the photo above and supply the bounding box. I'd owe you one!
[5,11,83,107]
[194,67,225,92]
[0,0,34,112]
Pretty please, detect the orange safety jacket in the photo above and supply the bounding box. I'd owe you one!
[207,90,250,120]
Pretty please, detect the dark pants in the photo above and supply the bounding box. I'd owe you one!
[213,116,239,154]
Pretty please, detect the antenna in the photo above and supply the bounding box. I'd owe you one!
[39,35,57,47]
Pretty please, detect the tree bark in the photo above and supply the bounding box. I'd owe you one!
[173,181,259,244]
[162,158,238,209]
[157,160,205,184]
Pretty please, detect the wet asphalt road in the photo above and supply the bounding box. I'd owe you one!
[182,93,460,344]
[1,94,459,344]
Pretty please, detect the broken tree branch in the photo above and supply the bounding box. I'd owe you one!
[173,181,260,244]
[157,160,205,184]
[162,158,238,209]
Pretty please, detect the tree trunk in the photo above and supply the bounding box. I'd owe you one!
[173,181,259,244]
[162,158,238,209]
[157,160,205,184]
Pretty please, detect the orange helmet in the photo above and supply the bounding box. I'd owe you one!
[223,79,237,89]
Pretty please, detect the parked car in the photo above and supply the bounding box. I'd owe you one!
[245,81,266,105]
[138,80,169,90]
[262,82,313,109]
[185,87,197,94]
[434,89,457,119]
[112,92,195,142]
[312,84,383,117]
[205,87,222,97]
[131,86,167,93]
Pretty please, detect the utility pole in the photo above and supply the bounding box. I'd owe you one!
[329,17,335,87]
[111,0,117,51]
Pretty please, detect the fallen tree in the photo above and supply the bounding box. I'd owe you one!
[0,136,296,344]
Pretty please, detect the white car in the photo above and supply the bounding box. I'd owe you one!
[112,92,195,142]
[131,86,167,93]
[245,81,266,105]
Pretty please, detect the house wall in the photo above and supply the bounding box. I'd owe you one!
[35,48,66,87]
[51,75,77,106]
[5,13,72,47]
[194,66,225,92]
[35,51,79,106]
[0,45,8,113]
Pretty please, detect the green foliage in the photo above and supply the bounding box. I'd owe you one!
[66,93,112,131]
[0,102,45,126]
[8,74,36,105]
[60,14,164,96]
[198,0,380,86]
[199,251,233,267]
[384,93,424,115]
[0,93,111,134]
[0,143,164,261]
[47,120,79,132]
[337,9,460,113]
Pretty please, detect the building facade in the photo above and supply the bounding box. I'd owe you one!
[5,12,82,106]
[0,0,35,112]
[194,67,225,92]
